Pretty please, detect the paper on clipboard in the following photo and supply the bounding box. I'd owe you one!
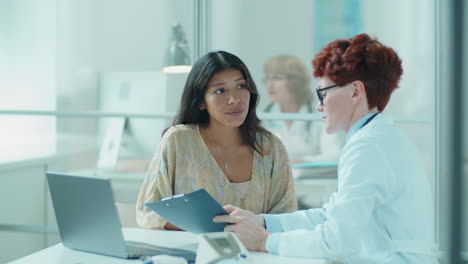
[145,189,228,233]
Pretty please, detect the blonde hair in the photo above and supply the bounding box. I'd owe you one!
[264,55,313,105]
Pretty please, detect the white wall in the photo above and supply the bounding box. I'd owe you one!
[362,0,435,179]
[56,0,181,111]
[53,0,194,169]
[209,0,315,110]
[362,0,434,117]
[56,0,193,112]
[0,0,57,161]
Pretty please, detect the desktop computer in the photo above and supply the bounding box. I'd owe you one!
[97,71,188,169]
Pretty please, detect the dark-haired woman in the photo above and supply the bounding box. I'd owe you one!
[136,51,297,230]
[214,34,438,263]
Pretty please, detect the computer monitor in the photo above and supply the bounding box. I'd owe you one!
[98,71,188,168]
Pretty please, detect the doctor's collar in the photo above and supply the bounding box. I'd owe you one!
[345,112,380,142]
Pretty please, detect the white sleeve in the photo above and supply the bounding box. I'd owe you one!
[272,207,327,231]
[275,140,394,259]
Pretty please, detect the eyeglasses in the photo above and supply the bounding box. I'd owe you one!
[316,83,346,105]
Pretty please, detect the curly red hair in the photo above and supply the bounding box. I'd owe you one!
[312,33,403,111]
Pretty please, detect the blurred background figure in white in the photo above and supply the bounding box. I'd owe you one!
[262,55,344,174]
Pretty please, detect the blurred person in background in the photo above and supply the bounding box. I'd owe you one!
[263,55,343,164]
[263,55,344,177]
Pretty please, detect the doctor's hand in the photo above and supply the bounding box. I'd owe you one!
[222,205,266,227]
[213,205,270,252]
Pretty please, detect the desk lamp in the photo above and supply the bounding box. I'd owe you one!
[163,24,192,74]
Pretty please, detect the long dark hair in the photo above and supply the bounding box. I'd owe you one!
[170,50,270,154]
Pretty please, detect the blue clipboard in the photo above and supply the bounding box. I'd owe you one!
[145,189,228,233]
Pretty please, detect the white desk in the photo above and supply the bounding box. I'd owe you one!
[9,228,328,264]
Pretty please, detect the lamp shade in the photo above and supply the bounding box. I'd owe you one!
[163,24,192,74]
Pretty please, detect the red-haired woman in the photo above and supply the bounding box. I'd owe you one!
[214,34,438,264]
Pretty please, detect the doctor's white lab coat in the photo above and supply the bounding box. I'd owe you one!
[264,114,438,264]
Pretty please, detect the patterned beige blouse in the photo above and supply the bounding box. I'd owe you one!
[136,124,298,229]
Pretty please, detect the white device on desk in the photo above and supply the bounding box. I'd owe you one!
[196,232,250,264]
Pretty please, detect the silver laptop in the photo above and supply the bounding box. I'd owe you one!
[46,171,196,261]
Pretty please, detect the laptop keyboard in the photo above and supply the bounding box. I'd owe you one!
[125,240,196,261]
